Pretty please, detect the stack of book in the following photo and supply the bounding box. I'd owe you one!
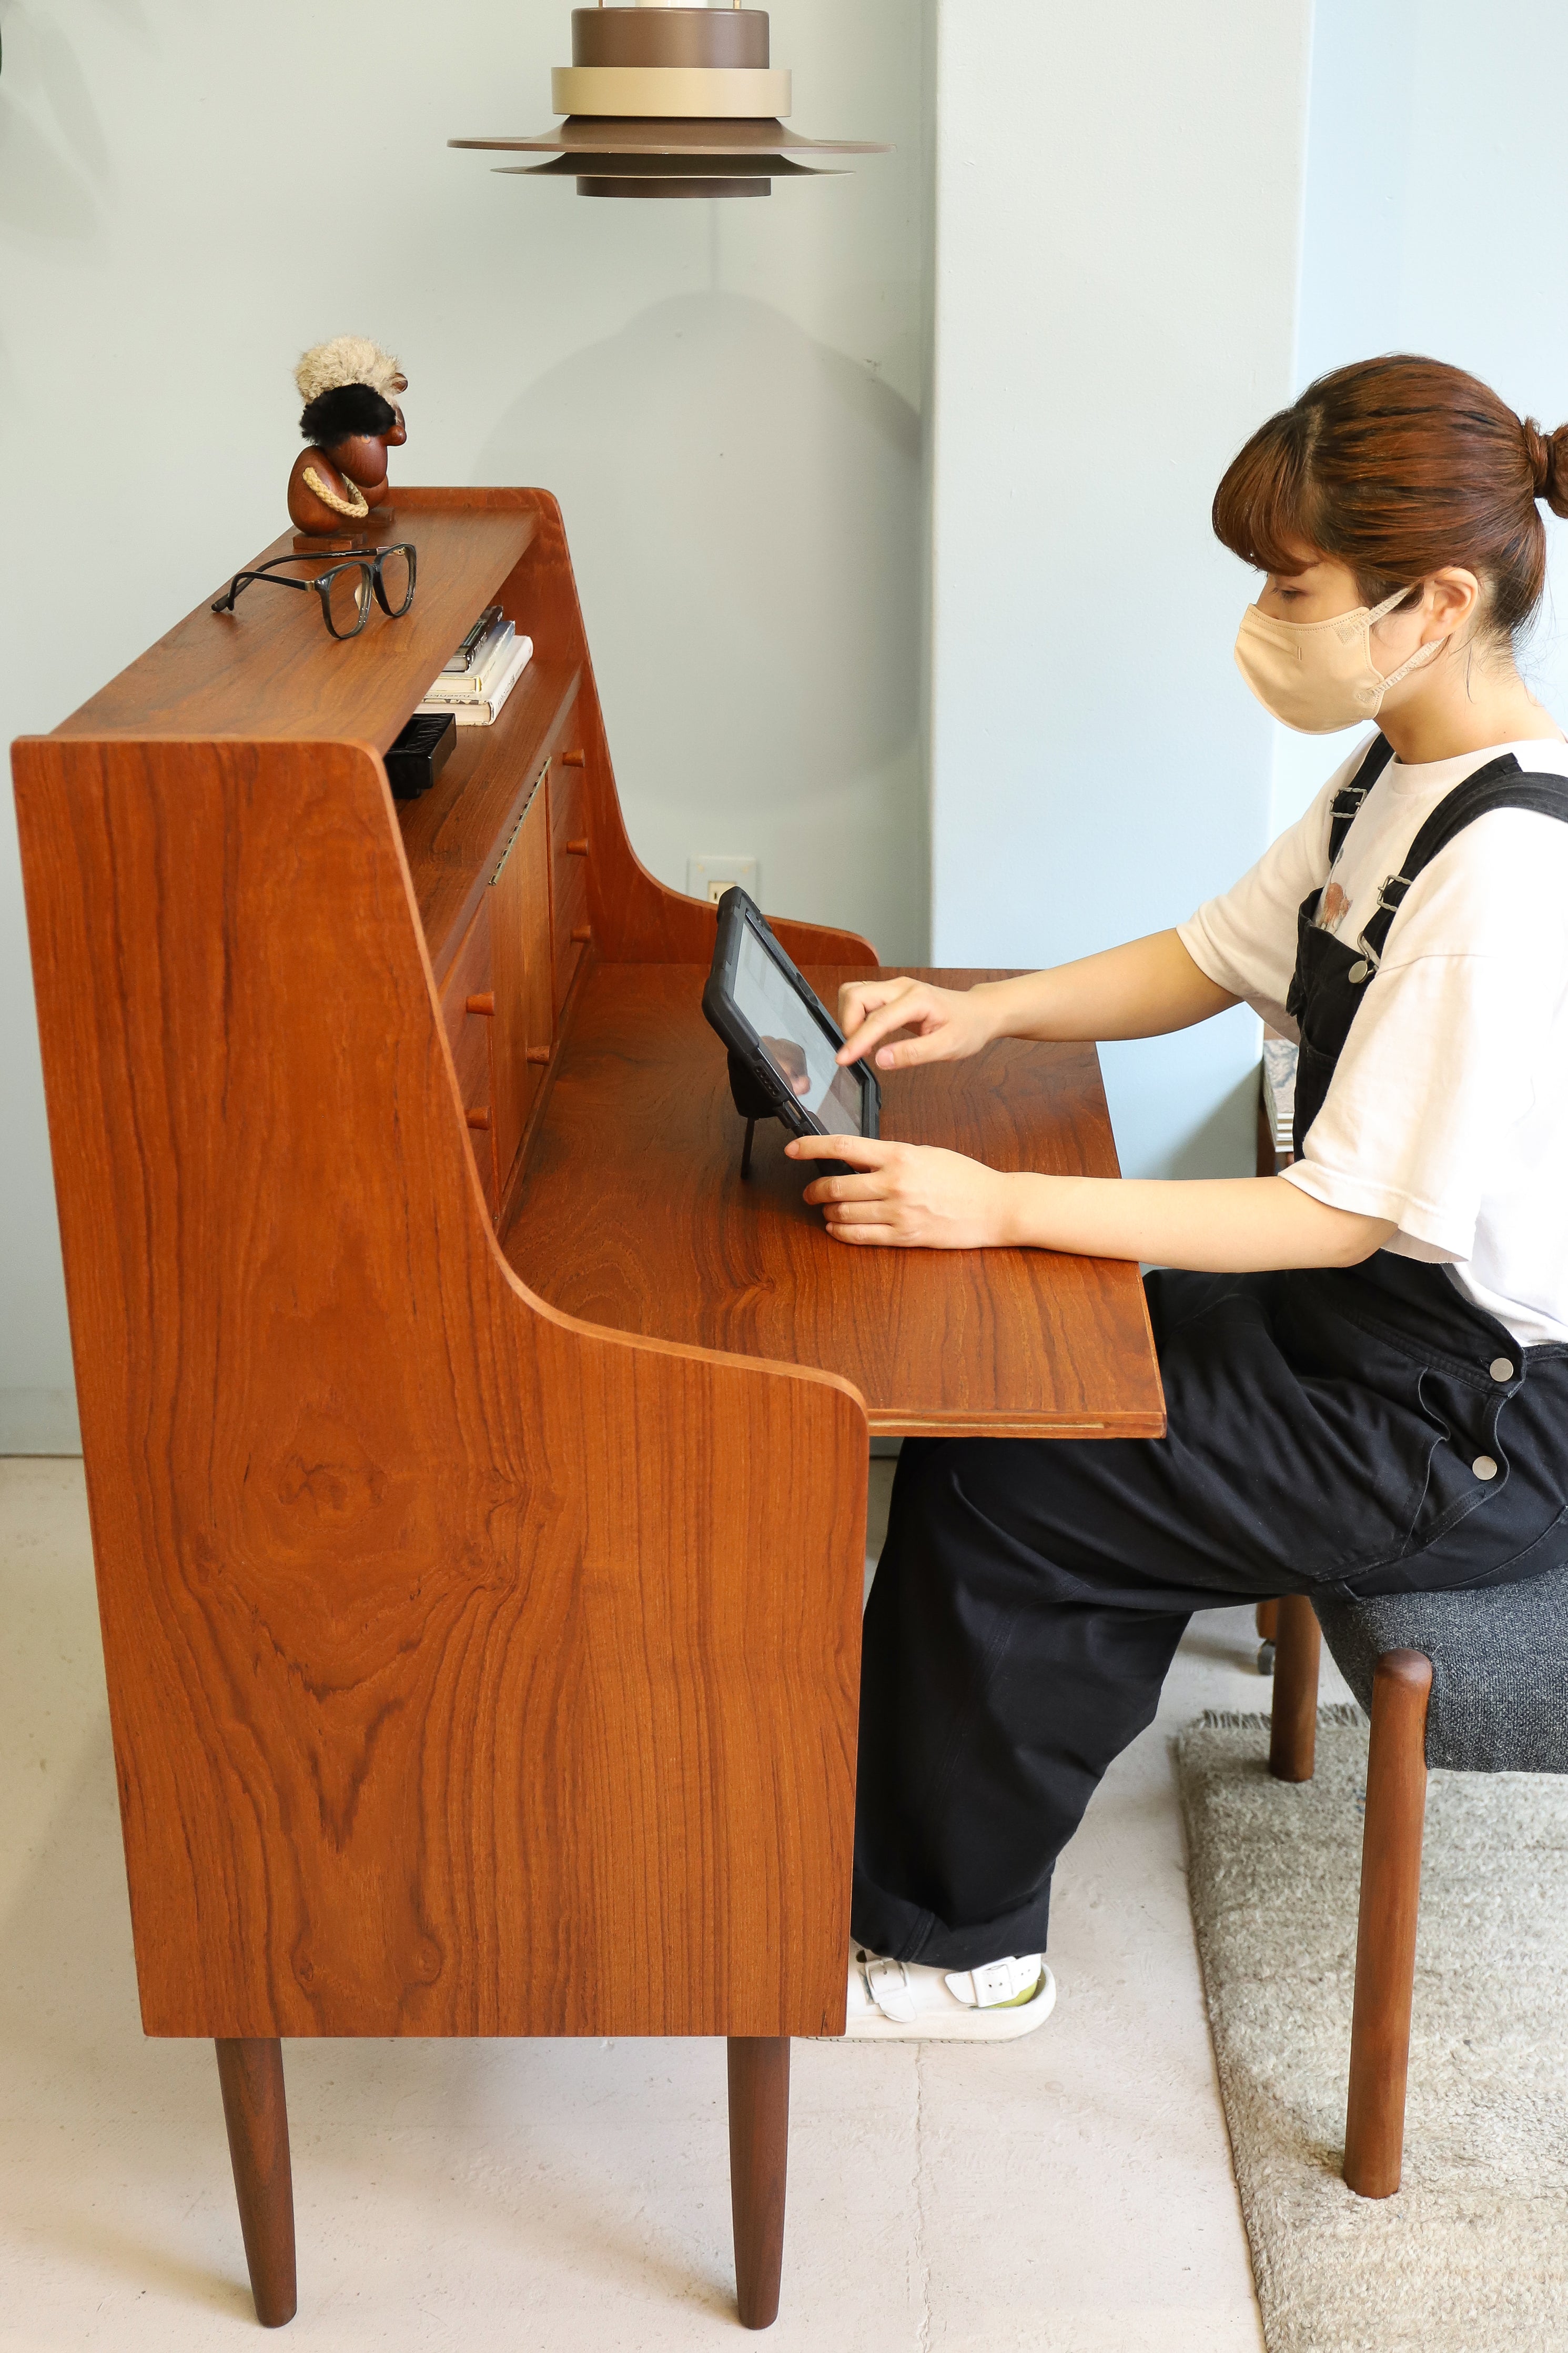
[418,605,533,727]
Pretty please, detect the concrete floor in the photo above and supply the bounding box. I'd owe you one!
[0,1454,1351,2351]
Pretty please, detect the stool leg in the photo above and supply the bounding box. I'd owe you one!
[727,2036,790,2329]
[1268,1595,1321,1781]
[1344,1648,1432,2198]
[216,2038,297,2326]
[1256,1600,1280,1643]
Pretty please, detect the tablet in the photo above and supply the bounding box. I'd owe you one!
[702,887,880,1146]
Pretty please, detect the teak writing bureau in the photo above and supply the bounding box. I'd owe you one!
[13,489,1162,2332]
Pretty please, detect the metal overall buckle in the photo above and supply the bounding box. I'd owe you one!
[1348,870,1411,983]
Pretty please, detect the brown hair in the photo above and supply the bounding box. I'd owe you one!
[1212,355,1568,640]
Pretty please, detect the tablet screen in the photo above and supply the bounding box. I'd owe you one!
[734,923,867,1137]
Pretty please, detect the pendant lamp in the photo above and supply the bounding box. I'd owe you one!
[451,0,886,200]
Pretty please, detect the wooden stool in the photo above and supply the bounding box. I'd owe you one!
[1268,1567,1568,2197]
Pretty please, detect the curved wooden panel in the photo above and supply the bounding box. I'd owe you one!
[14,736,867,2042]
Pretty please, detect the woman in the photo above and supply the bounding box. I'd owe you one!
[786,356,1568,2039]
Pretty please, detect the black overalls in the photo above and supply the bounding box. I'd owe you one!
[852,737,1568,1972]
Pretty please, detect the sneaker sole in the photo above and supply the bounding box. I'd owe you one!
[835,1963,1057,2043]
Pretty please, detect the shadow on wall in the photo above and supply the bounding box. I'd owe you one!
[0,1,118,241]
[0,88,101,238]
[473,289,922,811]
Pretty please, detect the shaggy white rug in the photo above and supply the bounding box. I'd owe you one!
[1177,1708,1568,2353]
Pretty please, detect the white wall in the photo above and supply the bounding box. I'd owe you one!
[0,0,927,1450]
[927,0,1313,1180]
[1271,0,1568,836]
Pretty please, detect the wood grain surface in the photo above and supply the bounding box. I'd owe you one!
[727,2037,790,2329]
[215,2038,297,2326]
[14,737,867,2041]
[1344,1650,1433,2199]
[55,506,537,749]
[504,965,1165,1437]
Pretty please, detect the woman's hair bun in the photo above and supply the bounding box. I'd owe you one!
[1522,416,1568,519]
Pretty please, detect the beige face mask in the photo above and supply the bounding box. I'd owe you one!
[1234,586,1445,734]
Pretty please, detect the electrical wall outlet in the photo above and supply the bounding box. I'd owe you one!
[686,854,758,906]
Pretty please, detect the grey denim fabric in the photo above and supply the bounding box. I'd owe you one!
[1317,1546,1568,1773]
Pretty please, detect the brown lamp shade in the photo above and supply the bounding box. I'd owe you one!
[451,5,885,199]
[497,149,843,199]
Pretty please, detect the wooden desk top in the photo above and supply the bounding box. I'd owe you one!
[504,967,1166,1439]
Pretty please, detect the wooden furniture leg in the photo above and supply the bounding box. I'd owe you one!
[215,2038,297,2327]
[1255,1600,1279,1642]
[727,2036,790,2329]
[1268,1594,1322,1782]
[1343,1648,1433,2198]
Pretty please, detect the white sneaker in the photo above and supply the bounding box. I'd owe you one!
[842,1947,1057,2042]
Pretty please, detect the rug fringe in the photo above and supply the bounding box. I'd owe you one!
[1191,1701,1365,1731]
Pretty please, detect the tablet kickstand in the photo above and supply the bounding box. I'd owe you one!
[727,1050,778,1183]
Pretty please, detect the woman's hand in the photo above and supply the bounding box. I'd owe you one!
[786,1141,1398,1268]
[786,1133,1021,1249]
[836,975,1002,1071]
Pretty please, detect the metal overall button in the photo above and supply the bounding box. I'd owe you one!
[1489,1356,1515,1383]
[1472,1455,1499,1481]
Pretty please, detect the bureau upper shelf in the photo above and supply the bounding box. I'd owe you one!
[53,502,538,748]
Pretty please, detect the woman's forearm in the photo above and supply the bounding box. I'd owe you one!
[1000,1171,1395,1271]
[975,930,1238,1044]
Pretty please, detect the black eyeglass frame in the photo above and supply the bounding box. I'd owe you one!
[210,544,418,640]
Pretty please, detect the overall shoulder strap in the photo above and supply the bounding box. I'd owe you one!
[1327,733,1397,863]
[1358,755,1568,963]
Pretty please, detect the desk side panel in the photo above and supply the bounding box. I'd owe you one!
[12,736,865,2042]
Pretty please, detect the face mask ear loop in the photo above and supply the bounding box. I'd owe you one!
[1368,581,1448,698]
[1367,584,1415,626]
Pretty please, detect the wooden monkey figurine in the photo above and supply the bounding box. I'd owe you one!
[287,335,408,540]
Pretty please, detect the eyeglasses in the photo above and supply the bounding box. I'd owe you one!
[211,544,417,640]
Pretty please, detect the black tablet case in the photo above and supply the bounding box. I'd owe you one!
[702,888,879,1175]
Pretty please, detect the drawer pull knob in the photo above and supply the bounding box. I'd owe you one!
[562,748,586,768]
[571,924,592,945]
[466,1107,492,1131]
[565,838,590,857]
[526,1045,551,1065]
[466,992,495,1017]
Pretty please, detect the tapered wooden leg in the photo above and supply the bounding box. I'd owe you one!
[216,2038,297,2326]
[1255,1600,1280,1642]
[727,2037,790,2329]
[1268,1594,1322,1782]
[1344,1649,1432,2198]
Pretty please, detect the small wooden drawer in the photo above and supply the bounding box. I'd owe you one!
[437,899,498,1212]
[549,763,589,1013]
[549,737,583,846]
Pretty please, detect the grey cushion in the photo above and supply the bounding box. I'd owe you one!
[1315,1560,1568,1774]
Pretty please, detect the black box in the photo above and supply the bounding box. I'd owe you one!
[385,711,457,801]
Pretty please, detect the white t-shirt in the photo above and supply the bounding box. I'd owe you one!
[1178,731,1568,1347]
